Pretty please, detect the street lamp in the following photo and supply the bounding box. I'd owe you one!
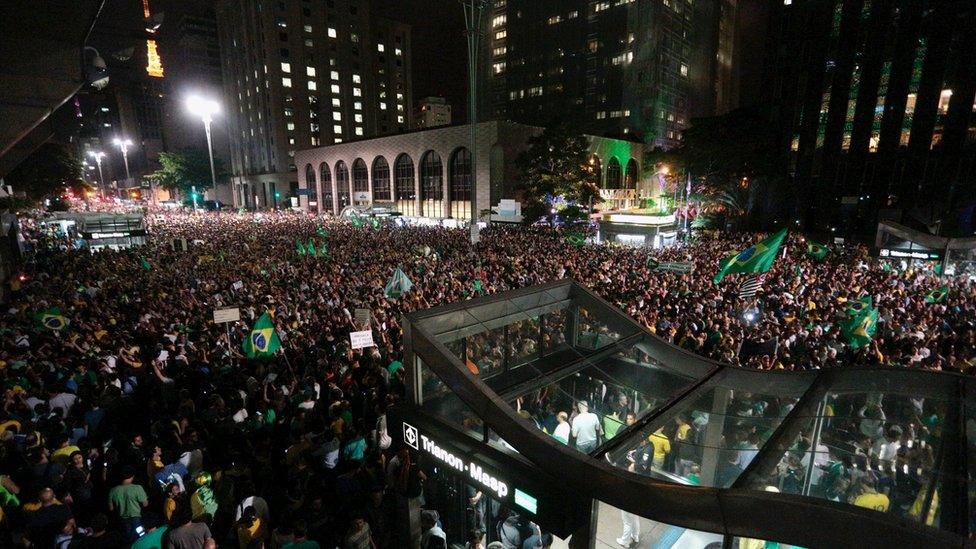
[461,0,489,243]
[186,94,221,205]
[113,138,133,196]
[87,151,106,196]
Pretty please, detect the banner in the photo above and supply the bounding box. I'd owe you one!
[350,330,375,349]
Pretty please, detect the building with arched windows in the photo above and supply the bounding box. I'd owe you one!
[294,120,648,219]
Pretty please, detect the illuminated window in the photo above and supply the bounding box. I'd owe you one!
[377,43,385,52]
[333,125,343,134]
[680,64,688,77]
[397,103,405,111]
[380,102,388,110]
[528,86,543,97]
[333,112,342,121]
[354,113,363,122]
[494,30,507,40]
[282,77,292,87]
[352,74,361,84]
[332,98,341,107]
[331,84,341,94]
[567,10,578,18]
[331,70,340,80]
[355,127,364,136]
[493,46,506,56]
[281,62,291,73]
[353,87,362,97]
[547,15,561,25]
[354,101,362,110]
[396,93,404,101]
[277,19,287,28]
[492,62,506,74]
[288,137,295,145]
[397,115,405,123]
[492,15,506,28]
[308,81,317,91]
[306,67,316,77]
[284,108,294,117]
[594,2,610,12]
[328,27,337,38]
[287,122,296,131]
[305,39,313,47]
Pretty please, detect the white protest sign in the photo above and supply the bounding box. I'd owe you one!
[213,307,241,324]
[350,330,375,349]
[232,281,244,291]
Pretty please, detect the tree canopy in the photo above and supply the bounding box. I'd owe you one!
[5,143,84,199]
[148,148,226,194]
[515,124,601,222]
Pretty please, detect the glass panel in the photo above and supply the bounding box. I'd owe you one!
[593,501,723,548]
[607,369,814,487]
[743,389,949,529]
[419,355,484,441]
[732,536,807,549]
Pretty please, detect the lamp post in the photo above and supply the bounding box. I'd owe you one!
[461,0,488,244]
[113,137,132,186]
[186,94,220,207]
[87,151,106,197]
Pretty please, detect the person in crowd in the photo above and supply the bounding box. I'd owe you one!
[420,510,447,549]
[570,401,602,454]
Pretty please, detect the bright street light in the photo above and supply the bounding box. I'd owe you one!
[186,94,221,207]
[87,150,107,196]
[112,137,133,189]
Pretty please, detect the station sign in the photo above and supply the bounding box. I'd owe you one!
[878,248,941,260]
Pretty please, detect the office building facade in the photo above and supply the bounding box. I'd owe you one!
[216,0,413,209]
[485,0,764,150]
[764,0,976,229]
[416,97,452,129]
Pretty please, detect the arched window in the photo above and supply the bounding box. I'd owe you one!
[449,147,472,220]
[606,157,622,188]
[352,158,369,204]
[335,160,350,209]
[394,154,417,217]
[372,156,391,201]
[625,159,639,189]
[319,162,333,214]
[420,150,444,218]
[589,155,602,189]
[304,164,317,208]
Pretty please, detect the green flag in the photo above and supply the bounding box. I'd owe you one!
[842,307,878,349]
[350,215,365,228]
[933,262,944,275]
[370,217,381,230]
[384,268,414,299]
[306,239,316,257]
[647,257,660,270]
[847,294,872,316]
[924,285,949,304]
[566,233,585,247]
[713,228,788,284]
[296,239,306,256]
[881,262,892,273]
[242,312,282,358]
[473,279,483,294]
[140,257,152,270]
[34,307,68,331]
[316,226,328,237]
[806,241,828,260]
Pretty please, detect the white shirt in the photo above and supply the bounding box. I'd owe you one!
[553,422,570,444]
[571,412,601,446]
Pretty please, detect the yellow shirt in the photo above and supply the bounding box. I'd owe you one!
[164,497,177,521]
[853,492,890,513]
[675,424,691,442]
[649,432,671,461]
[52,445,80,461]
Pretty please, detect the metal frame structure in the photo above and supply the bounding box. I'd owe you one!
[399,279,970,548]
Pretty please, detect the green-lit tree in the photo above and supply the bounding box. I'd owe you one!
[645,108,788,229]
[148,149,226,196]
[515,124,601,223]
[5,143,85,199]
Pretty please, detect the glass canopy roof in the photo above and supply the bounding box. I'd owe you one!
[405,280,974,541]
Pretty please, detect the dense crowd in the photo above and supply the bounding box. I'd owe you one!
[0,210,972,548]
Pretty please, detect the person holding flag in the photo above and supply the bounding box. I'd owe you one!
[713,228,788,284]
[242,312,281,358]
[842,305,879,349]
[924,286,949,304]
[807,241,829,260]
[34,307,68,331]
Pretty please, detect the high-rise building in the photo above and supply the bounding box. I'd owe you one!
[764,0,976,230]
[215,0,413,209]
[416,97,452,128]
[485,0,763,149]
[160,9,234,203]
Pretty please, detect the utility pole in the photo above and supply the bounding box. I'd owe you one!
[462,0,488,244]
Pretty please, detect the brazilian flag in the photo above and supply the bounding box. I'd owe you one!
[242,312,281,358]
[842,306,878,349]
[34,307,68,331]
[140,257,152,270]
[713,228,788,283]
[924,285,949,304]
[566,233,585,247]
[847,294,872,316]
[807,241,828,260]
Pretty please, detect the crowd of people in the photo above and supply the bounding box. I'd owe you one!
[0,208,972,548]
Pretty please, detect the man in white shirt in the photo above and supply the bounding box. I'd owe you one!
[571,401,602,454]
